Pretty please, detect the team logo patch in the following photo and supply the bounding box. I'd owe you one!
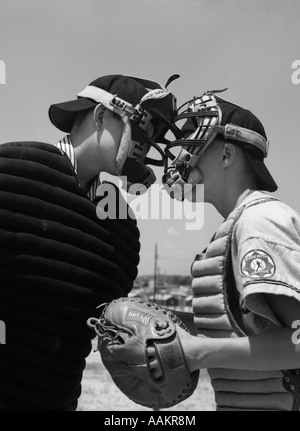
[126,309,152,326]
[240,249,276,279]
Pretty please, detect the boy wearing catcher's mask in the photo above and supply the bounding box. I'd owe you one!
[49,74,177,197]
[154,90,300,411]
[0,74,177,410]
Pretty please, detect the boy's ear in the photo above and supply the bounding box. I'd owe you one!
[221,143,236,167]
[93,104,106,130]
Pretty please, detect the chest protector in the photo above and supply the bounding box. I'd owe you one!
[0,141,140,411]
[192,196,300,411]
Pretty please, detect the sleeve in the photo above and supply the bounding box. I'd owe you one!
[232,204,300,326]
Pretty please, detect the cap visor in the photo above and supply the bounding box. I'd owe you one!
[49,98,97,132]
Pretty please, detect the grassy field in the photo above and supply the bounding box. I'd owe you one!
[77,342,216,412]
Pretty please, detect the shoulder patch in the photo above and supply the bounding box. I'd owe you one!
[240,249,276,279]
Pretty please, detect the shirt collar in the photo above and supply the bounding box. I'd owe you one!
[55,135,101,201]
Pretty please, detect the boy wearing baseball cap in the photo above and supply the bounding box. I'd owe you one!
[49,74,177,198]
[155,90,300,411]
[0,73,178,410]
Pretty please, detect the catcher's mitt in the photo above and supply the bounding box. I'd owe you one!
[87,297,200,410]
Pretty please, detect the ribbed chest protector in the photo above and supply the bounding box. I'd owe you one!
[0,141,140,411]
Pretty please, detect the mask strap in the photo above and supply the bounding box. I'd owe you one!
[115,116,132,175]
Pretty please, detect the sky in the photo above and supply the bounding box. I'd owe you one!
[0,0,300,276]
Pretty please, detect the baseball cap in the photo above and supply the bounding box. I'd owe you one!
[49,74,150,133]
[215,96,278,192]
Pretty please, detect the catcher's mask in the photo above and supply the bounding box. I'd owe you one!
[162,89,272,200]
[78,75,181,192]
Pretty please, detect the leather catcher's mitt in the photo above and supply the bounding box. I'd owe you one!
[87,297,200,410]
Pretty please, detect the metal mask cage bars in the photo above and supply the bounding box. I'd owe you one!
[164,94,269,182]
[164,109,220,163]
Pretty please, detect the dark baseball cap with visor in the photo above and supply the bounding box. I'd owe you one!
[49,74,151,132]
[48,74,180,189]
[214,96,277,192]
